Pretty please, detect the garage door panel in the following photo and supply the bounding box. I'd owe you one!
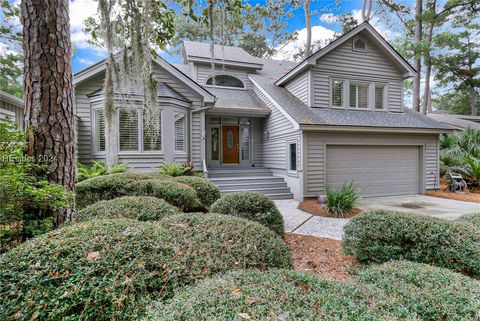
[326,145,420,197]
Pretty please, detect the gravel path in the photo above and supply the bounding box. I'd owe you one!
[274,199,349,241]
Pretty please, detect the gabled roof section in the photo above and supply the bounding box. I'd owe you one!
[87,83,190,103]
[0,90,24,108]
[183,41,264,70]
[73,54,216,104]
[275,22,417,86]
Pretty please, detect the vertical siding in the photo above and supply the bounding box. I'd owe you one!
[311,33,404,112]
[195,64,253,89]
[0,99,24,129]
[252,85,301,171]
[304,132,440,196]
[284,72,308,105]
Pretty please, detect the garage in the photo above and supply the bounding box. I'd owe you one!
[326,145,421,197]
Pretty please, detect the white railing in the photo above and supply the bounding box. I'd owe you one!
[202,159,208,178]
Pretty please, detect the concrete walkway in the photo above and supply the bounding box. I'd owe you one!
[358,194,479,220]
[274,200,348,240]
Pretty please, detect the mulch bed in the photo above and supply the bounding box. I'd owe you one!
[426,179,480,203]
[298,199,362,218]
[284,233,357,281]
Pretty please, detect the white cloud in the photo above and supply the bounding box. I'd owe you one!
[69,0,99,49]
[319,13,337,24]
[78,57,95,65]
[273,25,336,61]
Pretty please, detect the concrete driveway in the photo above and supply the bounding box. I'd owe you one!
[358,194,479,220]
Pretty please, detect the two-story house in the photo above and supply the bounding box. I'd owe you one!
[74,22,451,200]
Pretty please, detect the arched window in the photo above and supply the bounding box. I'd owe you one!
[206,75,244,88]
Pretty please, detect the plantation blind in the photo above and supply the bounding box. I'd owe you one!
[119,108,139,151]
[349,83,369,108]
[375,85,385,109]
[143,109,162,151]
[331,80,343,107]
[174,113,185,152]
[94,109,105,152]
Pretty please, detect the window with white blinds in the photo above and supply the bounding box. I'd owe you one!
[241,127,250,161]
[174,113,185,152]
[375,85,385,109]
[119,109,139,151]
[349,83,369,108]
[331,80,344,107]
[94,109,106,152]
[143,109,162,151]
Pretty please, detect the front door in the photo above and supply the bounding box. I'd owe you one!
[222,126,239,164]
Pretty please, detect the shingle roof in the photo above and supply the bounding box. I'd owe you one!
[427,113,480,130]
[183,41,262,68]
[88,82,189,102]
[206,87,270,114]
[250,72,452,130]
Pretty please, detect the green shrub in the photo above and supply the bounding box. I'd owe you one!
[75,196,181,222]
[132,179,201,211]
[174,176,220,207]
[75,172,157,208]
[77,160,128,182]
[210,191,284,235]
[327,182,360,217]
[157,162,192,177]
[147,269,415,320]
[0,215,291,320]
[457,213,480,227]
[343,210,480,277]
[355,261,480,321]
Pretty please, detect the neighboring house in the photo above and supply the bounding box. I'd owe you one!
[0,90,24,129]
[74,22,451,200]
[428,112,480,130]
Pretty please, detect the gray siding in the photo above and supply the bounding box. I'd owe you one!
[285,72,309,105]
[0,99,24,129]
[252,85,300,171]
[311,33,404,112]
[195,64,253,89]
[304,132,440,196]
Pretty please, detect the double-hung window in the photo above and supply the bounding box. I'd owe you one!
[174,112,186,152]
[143,109,162,151]
[119,108,139,151]
[331,80,344,107]
[375,84,385,109]
[94,109,106,152]
[349,83,369,108]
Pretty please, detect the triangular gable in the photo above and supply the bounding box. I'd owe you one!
[73,54,216,104]
[275,22,416,86]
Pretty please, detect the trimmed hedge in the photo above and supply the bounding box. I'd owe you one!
[210,191,285,235]
[75,196,181,222]
[158,213,293,272]
[75,172,156,208]
[0,215,292,320]
[457,213,480,227]
[147,269,415,320]
[174,176,220,207]
[75,174,201,211]
[355,261,480,321]
[343,210,480,277]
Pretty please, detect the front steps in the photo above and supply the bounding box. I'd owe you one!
[207,167,293,200]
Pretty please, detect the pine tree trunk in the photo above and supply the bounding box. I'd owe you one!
[471,86,478,116]
[304,0,311,58]
[412,0,423,112]
[21,0,75,225]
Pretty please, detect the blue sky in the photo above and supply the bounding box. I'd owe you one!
[70,0,410,73]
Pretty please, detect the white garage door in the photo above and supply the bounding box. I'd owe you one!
[326,145,420,197]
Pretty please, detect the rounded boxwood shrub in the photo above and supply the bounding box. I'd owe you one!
[158,213,293,272]
[210,191,284,235]
[355,261,480,321]
[147,269,415,320]
[343,210,480,277]
[0,215,292,320]
[75,196,181,222]
[75,172,156,208]
[457,213,480,227]
[174,176,220,207]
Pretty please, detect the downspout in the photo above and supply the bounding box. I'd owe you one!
[190,104,214,175]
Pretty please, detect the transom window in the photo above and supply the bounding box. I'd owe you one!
[206,75,245,88]
[331,80,344,107]
[349,83,369,108]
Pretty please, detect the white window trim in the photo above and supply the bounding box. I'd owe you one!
[118,107,141,153]
[330,78,345,108]
[374,83,388,110]
[352,36,368,52]
[349,81,370,110]
[204,73,246,90]
[91,105,106,155]
[141,108,164,154]
[287,140,299,175]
